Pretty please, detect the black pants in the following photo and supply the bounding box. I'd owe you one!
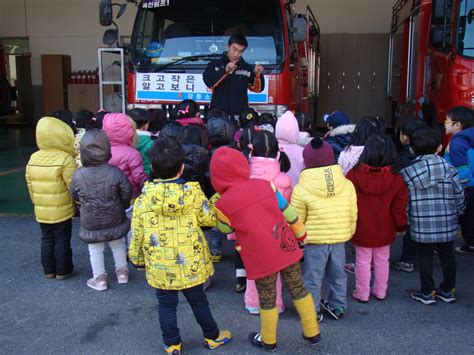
[400,228,417,263]
[461,187,474,247]
[416,241,456,294]
[156,284,219,347]
[39,220,73,276]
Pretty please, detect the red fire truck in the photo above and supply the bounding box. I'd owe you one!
[388,0,474,140]
[100,0,320,120]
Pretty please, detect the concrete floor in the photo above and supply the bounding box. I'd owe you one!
[0,125,36,214]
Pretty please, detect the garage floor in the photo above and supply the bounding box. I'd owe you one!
[0,125,36,214]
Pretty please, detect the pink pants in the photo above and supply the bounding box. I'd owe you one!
[245,273,284,312]
[354,245,390,300]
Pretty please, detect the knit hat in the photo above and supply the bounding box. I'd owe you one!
[303,137,335,168]
[323,111,350,128]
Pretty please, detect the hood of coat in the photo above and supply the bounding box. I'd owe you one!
[206,116,235,148]
[454,127,474,146]
[276,111,299,144]
[80,129,112,167]
[403,154,454,189]
[140,179,198,217]
[103,113,134,146]
[249,156,281,180]
[340,145,365,165]
[210,147,249,194]
[36,116,75,156]
[328,124,355,137]
[349,164,396,195]
[298,164,347,198]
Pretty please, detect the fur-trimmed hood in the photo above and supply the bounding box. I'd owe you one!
[327,124,355,137]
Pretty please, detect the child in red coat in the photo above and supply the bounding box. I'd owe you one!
[346,134,408,301]
[210,147,320,351]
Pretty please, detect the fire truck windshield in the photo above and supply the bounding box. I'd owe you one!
[457,0,474,57]
[130,0,284,71]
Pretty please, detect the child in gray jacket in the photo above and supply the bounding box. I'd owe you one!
[70,129,132,291]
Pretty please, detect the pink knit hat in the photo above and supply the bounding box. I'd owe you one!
[303,137,335,168]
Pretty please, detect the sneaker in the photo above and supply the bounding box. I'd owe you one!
[245,306,260,315]
[248,332,277,352]
[320,299,345,320]
[303,333,322,346]
[210,253,222,263]
[344,263,355,274]
[235,283,246,293]
[165,343,181,355]
[352,290,369,303]
[435,288,456,303]
[87,273,107,291]
[455,245,474,255]
[411,290,436,305]
[392,261,415,273]
[204,330,232,350]
[116,268,129,284]
[56,271,75,280]
[317,312,323,323]
[44,273,56,279]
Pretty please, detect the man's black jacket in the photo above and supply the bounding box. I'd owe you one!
[203,55,265,117]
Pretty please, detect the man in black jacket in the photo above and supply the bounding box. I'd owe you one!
[203,34,265,123]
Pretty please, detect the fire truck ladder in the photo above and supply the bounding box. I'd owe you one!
[97,47,126,113]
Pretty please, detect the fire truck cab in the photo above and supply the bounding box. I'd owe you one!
[100,0,320,120]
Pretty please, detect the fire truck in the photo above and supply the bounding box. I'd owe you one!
[388,0,474,141]
[99,0,320,120]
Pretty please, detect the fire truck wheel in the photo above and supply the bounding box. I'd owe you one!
[0,77,12,116]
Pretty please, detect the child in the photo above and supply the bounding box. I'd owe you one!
[129,138,231,354]
[323,111,354,162]
[70,129,132,291]
[275,110,305,186]
[210,147,320,351]
[176,124,211,197]
[128,108,154,177]
[25,116,77,280]
[257,112,277,134]
[401,127,465,304]
[242,130,292,314]
[102,113,148,198]
[337,117,378,175]
[73,110,97,167]
[444,106,474,255]
[346,134,408,302]
[291,137,357,321]
[392,117,426,273]
[147,108,168,138]
[173,99,205,126]
[204,116,236,262]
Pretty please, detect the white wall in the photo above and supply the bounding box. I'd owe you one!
[0,0,396,85]
[1,0,137,85]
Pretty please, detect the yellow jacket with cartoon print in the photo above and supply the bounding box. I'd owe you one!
[25,116,77,223]
[129,179,216,290]
[290,164,357,244]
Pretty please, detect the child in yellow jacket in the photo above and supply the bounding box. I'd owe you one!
[25,116,77,280]
[291,137,357,321]
[129,137,231,354]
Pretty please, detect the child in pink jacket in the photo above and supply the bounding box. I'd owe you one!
[102,113,148,198]
[275,111,305,186]
[243,130,292,314]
